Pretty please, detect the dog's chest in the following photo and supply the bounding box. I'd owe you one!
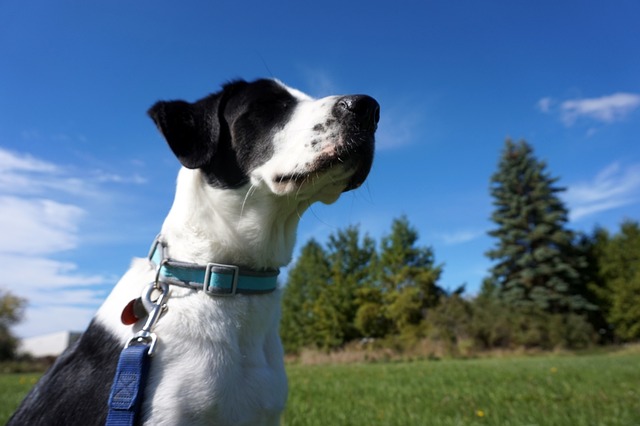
[139,290,288,426]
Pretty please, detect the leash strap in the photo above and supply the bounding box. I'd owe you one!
[106,344,151,426]
[106,282,167,426]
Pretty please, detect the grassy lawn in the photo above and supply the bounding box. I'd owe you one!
[1,352,639,425]
[0,373,40,424]
[283,352,640,426]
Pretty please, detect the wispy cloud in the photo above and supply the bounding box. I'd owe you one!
[375,108,422,150]
[299,68,340,98]
[0,148,59,173]
[0,147,143,337]
[438,229,486,245]
[561,93,640,125]
[536,97,554,114]
[0,148,94,198]
[0,148,146,198]
[538,92,640,127]
[92,170,147,185]
[13,306,98,340]
[0,196,84,255]
[564,162,640,221]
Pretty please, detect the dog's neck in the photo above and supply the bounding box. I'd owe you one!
[160,168,307,270]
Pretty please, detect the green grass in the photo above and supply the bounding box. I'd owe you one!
[283,353,640,426]
[1,353,639,425]
[0,373,40,424]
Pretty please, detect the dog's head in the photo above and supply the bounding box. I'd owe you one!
[148,79,378,204]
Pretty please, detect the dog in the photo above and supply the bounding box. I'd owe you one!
[9,78,378,426]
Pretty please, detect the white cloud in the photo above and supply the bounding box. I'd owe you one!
[564,162,640,221]
[0,148,59,173]
[438,229,485,245]
[536,97,553,113]
[537,92,640,127]
[0,147,118,337]
[375,110,420,150]
[561,93,640,125]
[0,148,96,198]
[0,196,85,255]
[300,68,340,98]
[13,305,97,339]
[0,254,106,289]
[92,170,147,185]
[0,147,147,197]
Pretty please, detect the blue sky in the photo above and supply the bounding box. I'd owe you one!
[2,0,639,338]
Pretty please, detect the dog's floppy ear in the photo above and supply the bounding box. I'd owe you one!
[148,95,221,169]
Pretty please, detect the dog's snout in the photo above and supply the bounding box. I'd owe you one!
[334,95,380,131]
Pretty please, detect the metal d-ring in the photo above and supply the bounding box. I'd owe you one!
[127,280,169,356]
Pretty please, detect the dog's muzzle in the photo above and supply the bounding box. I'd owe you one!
[332,95,379,191]
[334,95,380,133]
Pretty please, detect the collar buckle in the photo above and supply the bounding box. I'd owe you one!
[203,263,240,296]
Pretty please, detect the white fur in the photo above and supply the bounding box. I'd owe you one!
[94,84,357,425]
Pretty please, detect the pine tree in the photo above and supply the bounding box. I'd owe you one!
[280,239,330,353]
[377,216,444,336]
[575,228,612,339]
[597,220,640,341]
[281,227,377,351]
[486,139,591,314]
[322,225,377,345]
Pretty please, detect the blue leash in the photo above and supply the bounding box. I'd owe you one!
[106,344,151,426]
[106,281,168,426]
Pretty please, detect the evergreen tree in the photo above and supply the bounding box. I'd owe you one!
[575,228,612,340]
[377,216,444,336]
[322,225,377,346]
[597,220,640,341]
[280,239,330,353]
[281,226,377,351]
[486,139,592,314]
[424,293,473,354]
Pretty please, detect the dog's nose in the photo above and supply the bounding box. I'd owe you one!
[334,95,380,131]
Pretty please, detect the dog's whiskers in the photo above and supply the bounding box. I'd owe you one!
[240,184,257,218]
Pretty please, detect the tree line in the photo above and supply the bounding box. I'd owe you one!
[280,139,640,354]
[2,139,638,360]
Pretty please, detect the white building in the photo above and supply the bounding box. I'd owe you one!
[19,331,81,358]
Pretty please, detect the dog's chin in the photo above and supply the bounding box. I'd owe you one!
[268,163,358,203]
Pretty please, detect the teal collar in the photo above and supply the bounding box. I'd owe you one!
[148,237,279,296]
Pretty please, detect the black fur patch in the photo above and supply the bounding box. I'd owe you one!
[7,320,123,426]
[149,79,297,189]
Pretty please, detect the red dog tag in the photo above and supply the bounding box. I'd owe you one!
[121,297,149,325]
[121,299,139,325]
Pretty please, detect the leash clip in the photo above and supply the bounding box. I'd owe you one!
[126,281,168,356]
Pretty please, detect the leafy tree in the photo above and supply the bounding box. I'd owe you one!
[596,220,640,341]
[486,139,592,314]
[0,290,26,361]
[575,228,614,340]
[469,282,515,349]
[280,239,331,353]
[354,299,390,338]
[322,226,377,346]
[471,281,595,350]
[378,216,444,337]
[281,226,377,351]
[424,294,473,354]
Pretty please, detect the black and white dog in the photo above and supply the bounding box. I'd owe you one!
[9,79,378,425]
